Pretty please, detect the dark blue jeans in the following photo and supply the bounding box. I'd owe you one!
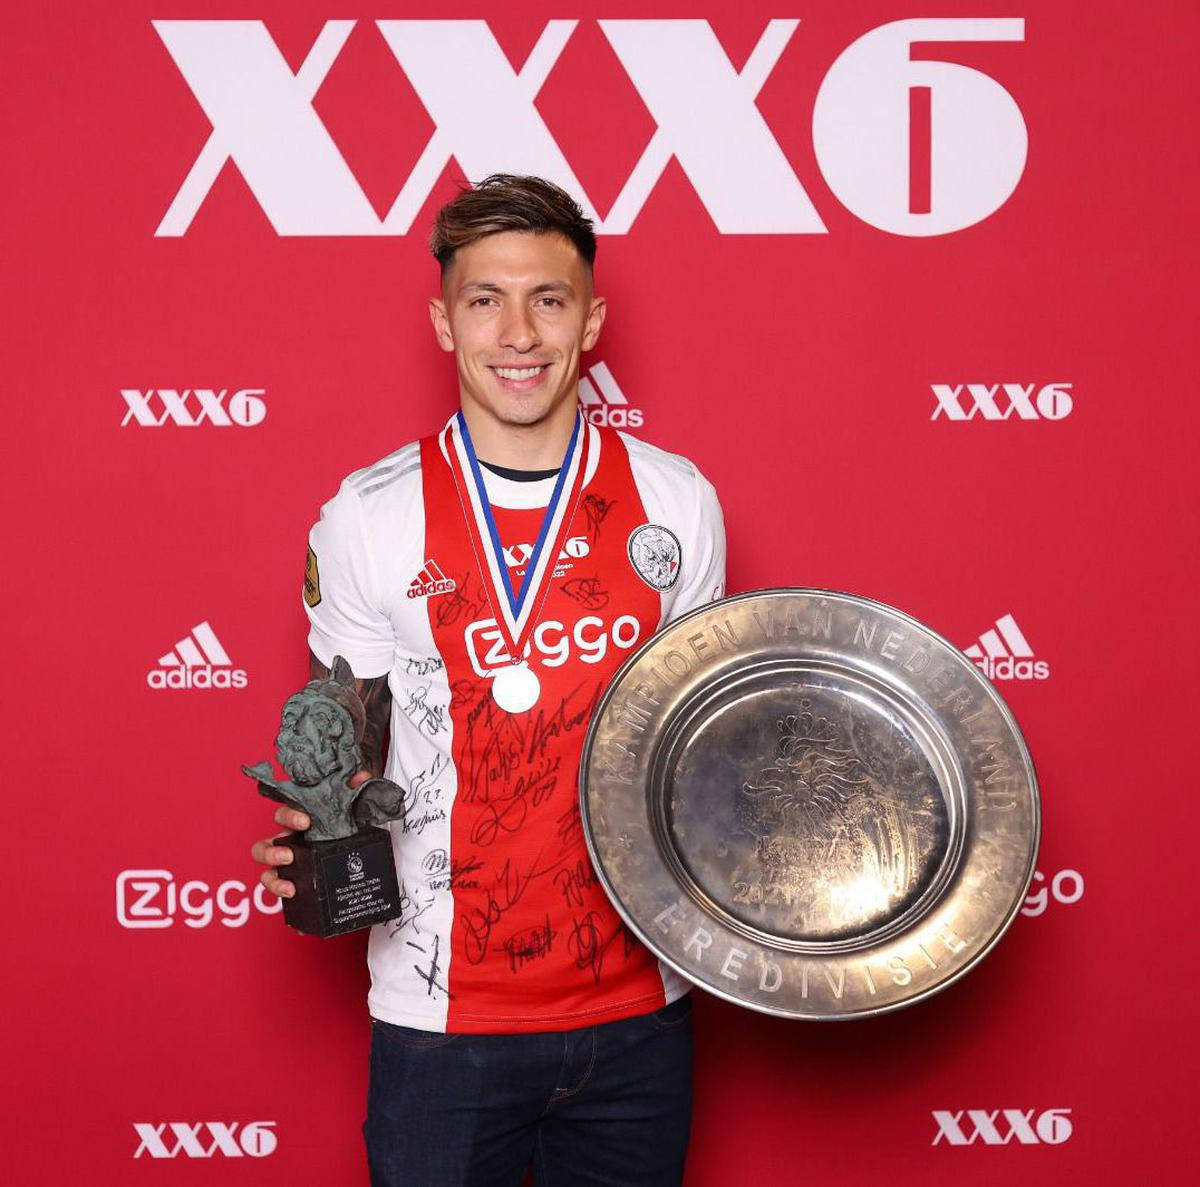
[363,994,693,1187]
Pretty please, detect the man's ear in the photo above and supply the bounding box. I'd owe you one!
[429,297,455,352]
[582,295,607,352]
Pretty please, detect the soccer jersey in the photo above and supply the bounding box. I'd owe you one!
[304,413,725,1033]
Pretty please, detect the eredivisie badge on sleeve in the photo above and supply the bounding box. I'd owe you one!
[441,411,594,714]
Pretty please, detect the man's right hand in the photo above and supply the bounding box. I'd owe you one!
[251,805,311,899]
[251,769,374,898]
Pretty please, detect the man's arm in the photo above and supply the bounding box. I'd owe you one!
[666,464,726,621]
[255,477,396,895]
[308,650,392,778]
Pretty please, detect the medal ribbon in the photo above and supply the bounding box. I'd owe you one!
[441,410,592,667]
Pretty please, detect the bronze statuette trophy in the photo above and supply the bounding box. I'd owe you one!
[242,656,406,937]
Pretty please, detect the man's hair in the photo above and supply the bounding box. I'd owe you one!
[431,174,596,273]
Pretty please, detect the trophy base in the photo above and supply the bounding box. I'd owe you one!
[274,826,401,937]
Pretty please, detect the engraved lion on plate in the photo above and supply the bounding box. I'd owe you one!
[736,698,940,934]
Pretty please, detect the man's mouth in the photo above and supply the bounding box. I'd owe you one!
[492,365,548,381]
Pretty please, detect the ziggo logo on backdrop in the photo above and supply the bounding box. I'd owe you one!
[116,869,281,928]
[1020,868,1084,917]
[154,17,1028,238]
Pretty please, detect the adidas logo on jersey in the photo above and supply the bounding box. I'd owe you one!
[147,621,248,689]
[963,614,1049,681]
[578,362,644,428]
[407,560,456,599]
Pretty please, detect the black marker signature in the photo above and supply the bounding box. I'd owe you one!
[388,878,435,937]
[554,859,599,909]
[460,850,559,966]
[404,655,445,677]
[427,854,485,892]
[463,704,526,805]
[402,806,447,836]
[434,572,486,628]
[412,933,452,999]
[450,676,486,711]
[556,800,583,849]
[502,914,557,974]
[526,683,603,762]
[469,757,560,847]
[561,576,609,610]
[583,494,615,541]
[406,754,449,814]
[567,912,636,985]
[403,685,447,737]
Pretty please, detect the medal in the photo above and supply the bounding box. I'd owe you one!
[440,411,594,714]
[491,663,541,714]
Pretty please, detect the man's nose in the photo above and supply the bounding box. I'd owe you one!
[498,304,540,352]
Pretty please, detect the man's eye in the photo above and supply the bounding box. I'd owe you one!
[537,297,563,308]
[470,296,496,307]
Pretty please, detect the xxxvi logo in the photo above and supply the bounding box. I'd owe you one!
[931,383,1073,421]
[154,18,1028,238]
[133,1121,277,1159]
[121,388,266,427]
[932,1108,1073,1146]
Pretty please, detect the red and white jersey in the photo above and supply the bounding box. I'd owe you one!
[304,414,725,1033]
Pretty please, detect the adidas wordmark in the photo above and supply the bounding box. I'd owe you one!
[578,362,644,428]
[964,613,1049,681]
[407,560,456,600]
[147,621,248,689]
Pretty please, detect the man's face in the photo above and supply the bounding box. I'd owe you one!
[430,231,605,429]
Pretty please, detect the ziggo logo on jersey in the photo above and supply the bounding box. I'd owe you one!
[465,615,641,676]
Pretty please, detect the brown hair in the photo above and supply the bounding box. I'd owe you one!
[430,174,596,272]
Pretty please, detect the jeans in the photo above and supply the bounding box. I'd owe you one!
[363,994,694,1187]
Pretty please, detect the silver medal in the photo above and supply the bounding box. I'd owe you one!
[491,663,541,714]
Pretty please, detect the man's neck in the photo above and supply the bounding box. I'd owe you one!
[459,397,578,471]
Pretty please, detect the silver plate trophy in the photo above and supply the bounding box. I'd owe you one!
[579,590,1040,1019]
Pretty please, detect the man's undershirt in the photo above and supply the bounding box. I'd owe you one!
[479,460,559,483]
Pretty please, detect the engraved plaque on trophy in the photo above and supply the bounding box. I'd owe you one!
[242,656,406,937]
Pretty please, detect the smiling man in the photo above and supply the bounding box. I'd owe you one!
[252,175,725,1187]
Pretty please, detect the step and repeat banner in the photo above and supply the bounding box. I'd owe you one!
[5,2,1195,1183]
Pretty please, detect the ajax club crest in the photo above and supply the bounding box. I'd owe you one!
[628,524,681,592]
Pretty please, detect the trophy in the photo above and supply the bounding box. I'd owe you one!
[242,656,406,937]
[580,590,1040,1018]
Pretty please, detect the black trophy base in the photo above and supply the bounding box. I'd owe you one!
[275,826,401,937]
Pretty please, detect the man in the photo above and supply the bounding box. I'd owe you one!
[252,175,725,1186]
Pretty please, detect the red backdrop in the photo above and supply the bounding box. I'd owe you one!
[5,1,1197,1182]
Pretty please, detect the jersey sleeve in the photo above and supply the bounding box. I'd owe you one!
[304,479,395,679]
[667,466,726,622]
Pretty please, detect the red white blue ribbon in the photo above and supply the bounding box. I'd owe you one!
[440,410,593,668]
